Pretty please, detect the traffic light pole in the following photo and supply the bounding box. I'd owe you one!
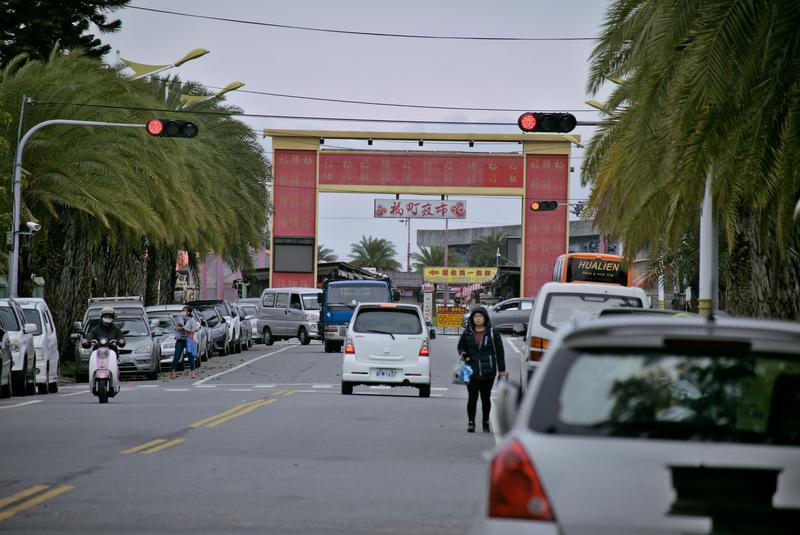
[8,119,146,298]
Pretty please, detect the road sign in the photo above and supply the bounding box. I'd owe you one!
[436,306,467,329]
[424,267,497,284]
[374,199,466,219]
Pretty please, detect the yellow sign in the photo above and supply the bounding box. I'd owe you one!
[436,306,467,328]
[423,267,497,284]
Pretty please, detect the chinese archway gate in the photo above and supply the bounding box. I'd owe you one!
[264,130,575,297]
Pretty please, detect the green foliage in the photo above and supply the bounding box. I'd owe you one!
[348,235,401,272]
[317,244,337,262]
[583,0,800,258]
[0,0,129,64]
[468,229,507,267]
[411,245,459,271]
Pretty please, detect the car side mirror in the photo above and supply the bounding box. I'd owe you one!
[70,333,81,341]
[153,327,164,337]
[73,321,82,332]
[495,379,522,436]
[23,323,38,335]
[512,323,526,336]
[392,289,401,302]
[429,328,437,340]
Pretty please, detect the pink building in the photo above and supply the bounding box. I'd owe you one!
[179,249,270,301]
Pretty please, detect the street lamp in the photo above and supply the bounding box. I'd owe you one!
[398,218,411,272]
[179,81,246,107]
[119,48,210,80]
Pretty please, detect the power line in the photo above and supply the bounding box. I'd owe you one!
[126,6,597,42]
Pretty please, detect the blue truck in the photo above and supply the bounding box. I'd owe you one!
[319,278,398,353]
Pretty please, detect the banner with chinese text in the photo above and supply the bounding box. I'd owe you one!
[374,199,466,219]
[436,306,467,329]
[423,267,497,284]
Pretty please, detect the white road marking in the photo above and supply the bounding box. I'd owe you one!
[192,345,297,386]
[506,339,524,355]
[60,390,90,397]
[166,388,190,392]
[229,389,253,392]
[311,384,332,389]
[135,384,160,388]
[0,400,43,410]
[254,385,275,388]
[431,394,443,398]
[431,387,448,391]
[194,385,217,388]
[294,389,319,393]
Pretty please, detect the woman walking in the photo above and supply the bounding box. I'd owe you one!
[171,305,200,379]
[457,306,508,433]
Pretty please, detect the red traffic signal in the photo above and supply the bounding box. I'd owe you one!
[518,112,576,133]
[530,201,558,211]
[146,119,198,138]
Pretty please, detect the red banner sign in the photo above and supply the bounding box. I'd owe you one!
[374,199,466,219]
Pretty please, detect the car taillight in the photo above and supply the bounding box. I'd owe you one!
[489,439,554,521]
[419,339,429,357]
[528,336,549,362]
[344,336,355,354]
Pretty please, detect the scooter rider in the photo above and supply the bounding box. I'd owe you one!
[82,307,126,350]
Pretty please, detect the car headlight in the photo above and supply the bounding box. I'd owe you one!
[162,341,175,350]
[135,345,153,354]
[35,348,44,362]
[10,340,20,353]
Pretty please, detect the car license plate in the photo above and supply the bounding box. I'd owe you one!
[375,368,400,378]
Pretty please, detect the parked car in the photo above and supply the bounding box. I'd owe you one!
[462,297,535,332]
[237,299,262,344]
[187,301,229,356]
[189,300,242,354]
[260,287,322,346]
[0,317,14,398]
[0,298,37,396]
[17,298,60,394]
[146,305,210,368]
[233,303,253,349]
[482,315,800,534]
[72,297,158,381]
[520,282,648,391]
[341,303,436,397]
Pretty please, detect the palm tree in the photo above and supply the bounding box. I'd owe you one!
[317,244,337,262]
[411,245,459,271]
[582,1,800,319]
[348,236,401,272]
[469,229,507,267]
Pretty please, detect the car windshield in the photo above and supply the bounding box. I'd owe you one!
[302,295,320,310]
[328,285,387,305]
[147,314,176,330]
[199,308,218,321]
[0,306,19,331]
[353,308,422,335]
[241,305,257,316]
[531,349,800,446]
[22,309,43,332]
[542,293,642,330]
[86,317,150,337]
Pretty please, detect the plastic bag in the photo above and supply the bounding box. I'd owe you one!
[451,359,473,385]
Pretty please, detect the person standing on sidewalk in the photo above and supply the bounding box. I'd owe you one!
[171,305,200,379]
[457,306,508,433]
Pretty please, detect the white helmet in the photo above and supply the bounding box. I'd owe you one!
[100,307,115,318]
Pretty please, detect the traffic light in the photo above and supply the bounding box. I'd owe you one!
[530,201,558,211]
[146,118,198,138]
[517,112,577,133]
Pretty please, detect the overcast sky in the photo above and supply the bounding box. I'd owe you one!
[101,0,613,264]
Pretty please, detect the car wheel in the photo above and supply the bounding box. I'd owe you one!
[25,359,36,395]
[236,339,242,353]
[298,328,310,346]
[263,328,273,346]
[38,364,49,395]
[341,382,353,395]
[419,384,431,398]
[49,364,59,393]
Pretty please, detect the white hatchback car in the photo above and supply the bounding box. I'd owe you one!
[520,282,648,390]
[17,298,60,394]
[0,298,37,396]
[341,303,435,397]
[479,316,800,534]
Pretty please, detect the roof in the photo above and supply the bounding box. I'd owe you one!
[538,282,647,298]
[384,271,424,287]
[261,287,321,293]
[145,305,186,312]
[264,129,579,144]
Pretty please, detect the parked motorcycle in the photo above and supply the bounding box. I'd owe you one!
[84,338,123,403]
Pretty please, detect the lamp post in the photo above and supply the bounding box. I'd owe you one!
[180,81,246,107]
[119,48,210,80]
[398,218,411,272]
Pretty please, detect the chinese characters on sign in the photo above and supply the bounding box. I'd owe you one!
[374,199,467,219]
[436,306,467,329]
[423,267,497,284]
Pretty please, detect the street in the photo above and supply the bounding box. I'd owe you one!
[0,335,524,534]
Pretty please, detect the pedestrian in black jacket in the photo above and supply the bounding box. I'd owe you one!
[457,306,507,433]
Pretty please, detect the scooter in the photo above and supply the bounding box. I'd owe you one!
[87,338,122,403]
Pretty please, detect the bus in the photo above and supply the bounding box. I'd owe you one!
[551,253,631,286]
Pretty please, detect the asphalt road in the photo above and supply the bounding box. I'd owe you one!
[0,333,525,534]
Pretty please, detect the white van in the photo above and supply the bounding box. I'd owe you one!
[520,282,649,391]
[259,288,322,345]
[17,298,60,394]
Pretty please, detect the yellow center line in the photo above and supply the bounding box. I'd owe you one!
[121,438,167,454]
[0,485,74,522]
[280,390,296,397]
[189,400,266,429]
[0,485,50,509]
[141,438,185,454]
[205,399,276,428]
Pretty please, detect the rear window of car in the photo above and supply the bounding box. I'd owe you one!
[353,308,422,335]
[22,309,43,332]
[242,305,257,316]
[530,349,800,446]
[541,293,642,331]
[85,317,149,337]
[0,306,20,331]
